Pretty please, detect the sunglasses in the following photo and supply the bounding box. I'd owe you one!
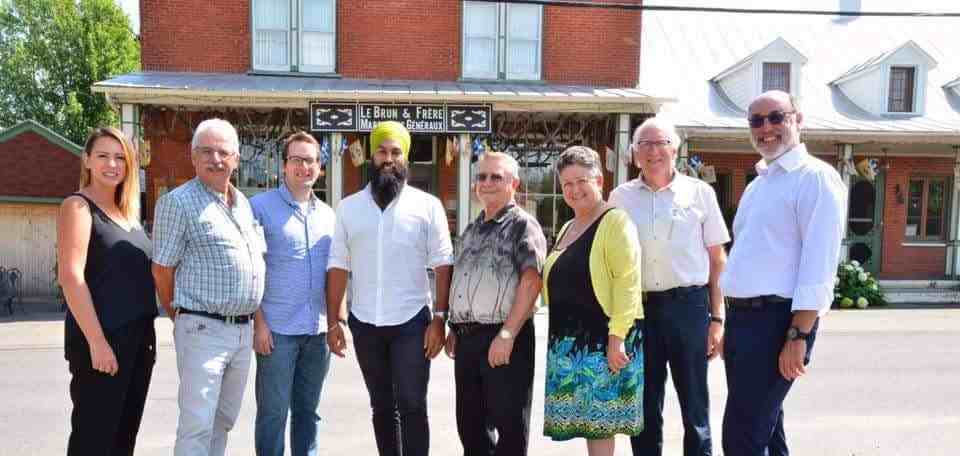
[748,110,795,128]
[476,172,505,183]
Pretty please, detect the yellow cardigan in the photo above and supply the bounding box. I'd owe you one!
[542,208,643,339]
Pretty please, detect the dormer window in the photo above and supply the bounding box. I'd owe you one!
[762,62,791,92]
[887,66,916,113]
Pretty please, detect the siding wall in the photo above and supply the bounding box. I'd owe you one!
[0,203,59,297]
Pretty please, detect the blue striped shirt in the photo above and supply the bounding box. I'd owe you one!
[251,184,334,335]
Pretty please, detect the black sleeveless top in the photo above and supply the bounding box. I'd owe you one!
[64,193,158,350]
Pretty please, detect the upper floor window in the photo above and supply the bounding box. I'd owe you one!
[462,1,542,81]
[887,66,916,113]
[762,62,791,92]
[253,0,336,73]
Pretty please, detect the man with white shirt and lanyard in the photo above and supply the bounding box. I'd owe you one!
[325,121,454,456]
[720,90,846,456]
[611,117,729,456]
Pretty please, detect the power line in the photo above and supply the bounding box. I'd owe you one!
[467,0,960,17]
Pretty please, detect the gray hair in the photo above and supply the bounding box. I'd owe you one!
[633,116,682,148]
[478,151,520,180]
[556,146,603,178]
[191,118,240,152]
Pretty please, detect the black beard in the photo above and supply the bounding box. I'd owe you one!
[368,160,408,208]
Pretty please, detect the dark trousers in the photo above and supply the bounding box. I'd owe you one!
[349,307,431,456]
[453,320,535,456]
[66,317,157,456]
[631,286,712,456]
[722,299,819,456]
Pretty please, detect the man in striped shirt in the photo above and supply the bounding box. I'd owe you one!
[250,132,335,456]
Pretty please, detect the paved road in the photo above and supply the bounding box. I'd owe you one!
[1,307,958,455]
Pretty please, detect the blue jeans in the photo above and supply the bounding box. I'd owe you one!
[349,307,431,456]
[255,332,331,456]
[631,286,712,456]
[722,299,819,456]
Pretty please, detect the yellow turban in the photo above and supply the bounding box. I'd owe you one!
[369,121,411,160]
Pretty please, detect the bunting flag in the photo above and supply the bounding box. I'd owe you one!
[445,136,455,166]
[349,138,365,167]
[319,136,331,166]
[472,136,485,159]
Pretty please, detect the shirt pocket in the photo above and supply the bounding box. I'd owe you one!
[392,216,423,248]
[668,206,704,244]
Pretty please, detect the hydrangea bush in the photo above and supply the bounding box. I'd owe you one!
[833,260,886,309]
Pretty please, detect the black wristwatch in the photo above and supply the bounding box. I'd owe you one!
[709,315,724,325]
[785,326,812,342]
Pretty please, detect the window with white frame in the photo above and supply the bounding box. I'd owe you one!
[887,66,916,113]
[462,1,542,81]
[253,0,336,73]
[762,62,791,92]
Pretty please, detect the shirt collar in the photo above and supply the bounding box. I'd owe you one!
[195,177,238,208]
[363,181,408,209]
[279,181,317,210]
[755,143,808,176]
[477,203,516,225]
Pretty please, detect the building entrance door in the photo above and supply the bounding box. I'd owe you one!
[846,172,885,274]
[407,135,437,195]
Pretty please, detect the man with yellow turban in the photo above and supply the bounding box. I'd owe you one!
[326,121,454,456]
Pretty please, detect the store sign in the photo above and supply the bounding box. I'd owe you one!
[310,103,491,133]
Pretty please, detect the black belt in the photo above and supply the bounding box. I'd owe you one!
[726,295,791,310]
[644,285,706,301]
[450,322,500,337]
[177,307,254,324]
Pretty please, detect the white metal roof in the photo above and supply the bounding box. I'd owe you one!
[92,72,672,114]
[639,4,960,142]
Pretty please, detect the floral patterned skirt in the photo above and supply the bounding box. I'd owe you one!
[543,324,644,441]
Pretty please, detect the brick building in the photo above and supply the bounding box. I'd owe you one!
[639,6,960,288]
[0,120,82,296]
[94,0,667,244]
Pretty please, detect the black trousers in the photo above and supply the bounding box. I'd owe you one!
[66,318,157,456]
[454,320,535,456]
[349,307,432,456]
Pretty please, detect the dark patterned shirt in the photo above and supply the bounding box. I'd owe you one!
[450,203,547,324]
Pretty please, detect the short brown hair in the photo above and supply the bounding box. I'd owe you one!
[282,131,320,162]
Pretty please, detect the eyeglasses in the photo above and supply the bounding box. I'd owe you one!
[194,147,236,160]
[748,110,796,128]
[634,139,672,149]
[475,172,505,183]
[287,156,318,167]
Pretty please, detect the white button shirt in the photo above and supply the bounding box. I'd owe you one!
[328,184,454,326]
[611,172,730,292]
[720,144,847,316]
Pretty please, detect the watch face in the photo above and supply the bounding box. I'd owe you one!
[786,327,799,340]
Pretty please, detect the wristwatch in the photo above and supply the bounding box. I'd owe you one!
[785,326,812,342]
[432,310,448,322]
[498,328,514,340]
[709,315,724,325]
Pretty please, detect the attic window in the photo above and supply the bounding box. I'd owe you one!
[887,66,916,113]
[762,62,791,92]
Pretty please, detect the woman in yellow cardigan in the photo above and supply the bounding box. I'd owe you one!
[542,146,644,456]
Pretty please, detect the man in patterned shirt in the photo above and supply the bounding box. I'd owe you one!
[152,118,266,456]
[445,151,547,456]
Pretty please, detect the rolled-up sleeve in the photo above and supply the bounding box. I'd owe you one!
[426,197,454,269]
[603,211,643,338]
[327,203,351,271]
[152,194,187,267]
[794,169,847,315]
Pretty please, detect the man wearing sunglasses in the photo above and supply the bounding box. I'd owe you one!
[720,90,846,456]
[611,117,729,456]
[445,151,546,456]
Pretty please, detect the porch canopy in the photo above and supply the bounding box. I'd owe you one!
[93,72,672,114]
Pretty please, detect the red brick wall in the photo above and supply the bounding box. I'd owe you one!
[0,132,81,199]
[141,0,643,87]
[141,110,197,221]
[339,0,460,80]
[543,0,642,87]
[141,0,250,72]
[879,156,953,279]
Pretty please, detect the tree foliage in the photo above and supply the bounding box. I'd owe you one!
[0,0,139,144]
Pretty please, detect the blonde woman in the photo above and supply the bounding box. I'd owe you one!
[58,127,157,456]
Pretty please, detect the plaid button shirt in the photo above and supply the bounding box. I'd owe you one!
[153,178,266,316]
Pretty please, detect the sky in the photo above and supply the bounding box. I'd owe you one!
[116,0,139,34]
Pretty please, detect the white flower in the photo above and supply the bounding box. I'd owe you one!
[870,283,878,291]
[856,297,869,309]
[844,264,854,272]
[858,272,868,282]
[851,260,860,267]
[834,276,840,286]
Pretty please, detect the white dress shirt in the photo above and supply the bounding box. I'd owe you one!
[328,184,454,326]
[611,172,730,292]
[720,144,847,315]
